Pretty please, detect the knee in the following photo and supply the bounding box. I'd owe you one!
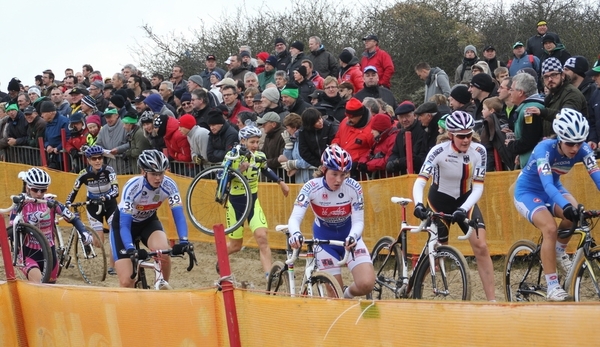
[353,276,376,296]
[228,240,243,253]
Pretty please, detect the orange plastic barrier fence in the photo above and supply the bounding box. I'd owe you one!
[2,162,599,255]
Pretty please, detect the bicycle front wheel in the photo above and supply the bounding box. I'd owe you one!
[186,166,252,236]
[266,261,290,295]
[302,272,344,298]
[503,240,545,302]
[368,236,404,300]
[8,223,54,283]
[412,245,471,300]
[75,227,107,284]
[568,246,600,302]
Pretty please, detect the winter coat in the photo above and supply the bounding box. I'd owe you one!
[283,131,314,183]
[6,112,30,146]
[160,116,192,162]
[526,32,562,59]
[200,68,227,89]
[207,121,238,163]
[96,118,129,173]
[360,47,395,88]
[297,119,338,167]
[424,68,451,102]
[540,83,588,137]
[386,120,428,174]
[258,69,276,90]
[338,56,364,93]
[26,116,46,148]
[225,66,249,82]
[262,124,286,171]
[296,79,316,104]
[308,46,339,78]
[124,126,152,161]
[332,114,374,164]
[508,53,541,77]
[276,50,292,72]
[185,125,209,162]
[226,101,252,128]
[286,52,307,80]
[354,85,397,108]
[454,57,478,84]
[315,94,346,123]
[65,128,89,154]
[540,44,571,66]
[44,114,71,149]
[507,96,545,168]
[309,72,325,90]
[479,113,515,171]
[358,127,399,173]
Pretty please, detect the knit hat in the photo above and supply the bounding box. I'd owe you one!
[110,94,125,109]
[240,51,251,58]
[257,52,269,63]
[542,57,563,75]
[262,87,280,104]
[122,114,138,124]
[91,81,104,90]
[180,92,192,103]
[5,103,18,112]
[464,45,477,55]
[86,114,101,127]
[339,50,353,64]
[28,86,41,97]
[7,78,21,92]
[179,114,196,129]
[564,56,589,78]
[371,114,392,132]
[207,109,225,125]
[265,55,277,66]
[345,97,367,118]
[69,112,85,124]
[290,41,304,51]
[395,101,416,115]
[174,88,186,100]
[280,84,299,99]
[542,34,556,44]
[144,93,164,112]
[296,66,308,79]
[450,85,471,104]
[40,101,56,113]
[274,38,286,45]
[82,95,96,108]
[469,73,495,93]
[188,75,204,86]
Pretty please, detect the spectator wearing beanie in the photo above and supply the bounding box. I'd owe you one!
[258,55,278,90]
[152,113,192,166]
[286,41,306,80]
[179,113,209,165]
[449,85,476,115]
[206,109,239,163]
[121,113,152,164]
[2,102,28,150]
[331,97,374,180]
[455,44,479,84]
[280,83,310,119]
[469,73,497,123]
[110,94,127,117]
[179,92,194,118]
[356,113,399,177]
[96,107,130,173]
[564,56,596,102]
[293,65,316,104]
[85,114,102,146]
[338,49,364,93]
[255,52,270,75]
[41,100,70,169]
[6,78,21,103]
[144,93,175,118]
[261,87,288,120]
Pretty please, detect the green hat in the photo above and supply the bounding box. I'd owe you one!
[438,114,449,130]
[103,107,118,116]
[5,103,18,112]
[280,84,299,99]
[122,115,138,124]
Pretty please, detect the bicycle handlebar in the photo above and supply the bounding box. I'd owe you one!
[559,206,600,239]
[68,200,103,214]
[0,194,53,215]
[411,211,475,241]
[224,143,256,161]
[285,238,354,267]
[128,244,197,280]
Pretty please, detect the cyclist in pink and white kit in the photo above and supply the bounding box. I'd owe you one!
[15,167,92,283]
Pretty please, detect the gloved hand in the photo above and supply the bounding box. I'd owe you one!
[238,145,249,158]
[452,208,468,225]
[563,204,580,223]
[126,248,148,260]
[281,160,298,171]
[345,235,356,248]
[281,130,294,150]
[65,201,72,208]
[357,162,369,173]
[413,203,429,220]
[90,199,103,205]
[70,149,80,159]
[192,155,202,165]
[172,242,189,256]
[288,232,303,248]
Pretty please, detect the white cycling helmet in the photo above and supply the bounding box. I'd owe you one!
[138,149,169,172]
[24,167,51,189]
[238,125,262,140]
[445,111,475,132]
[553,108,589,143]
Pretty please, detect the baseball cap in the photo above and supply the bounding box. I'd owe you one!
[363,66,378,73]
[206,54,216,61]
[512,42,524,49]
[362,34,378,42]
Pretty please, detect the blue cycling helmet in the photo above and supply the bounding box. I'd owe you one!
[321,146,352,172]
[84,145,104,158]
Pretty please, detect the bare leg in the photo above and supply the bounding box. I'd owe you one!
[469,228,496,301]
[253,227,272,274]
[147,230,171,281]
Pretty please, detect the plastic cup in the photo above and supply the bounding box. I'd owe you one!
[524,113,533,124]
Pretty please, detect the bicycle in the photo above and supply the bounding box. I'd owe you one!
[266,225,354,298]
[128,241,197,290]
[53,200,107,284]
[0,194,54,283]
[504,205,600,302]
[185,144,252,235]
[368,197,473,301]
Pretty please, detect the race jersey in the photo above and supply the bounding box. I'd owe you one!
[66,164,119,202]
[515,139,600,209]
[117,175,188,250]
[413,140,486,211]
[226,150,280,195]
[288,176,365,240]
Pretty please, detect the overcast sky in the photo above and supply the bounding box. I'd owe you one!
[2,0,355,91]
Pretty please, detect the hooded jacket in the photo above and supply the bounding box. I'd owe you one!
[424,68,451,102]
[297,118,338,167]
[332,112,374,163]
[207,121,238,163]
[155,115,192,162]
[308,45,339,78]
[338,56,364,93]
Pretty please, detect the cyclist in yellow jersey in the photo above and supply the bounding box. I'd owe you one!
[224,125,289,277]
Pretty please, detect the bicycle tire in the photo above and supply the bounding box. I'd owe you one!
[52,225,66,278]
[186,166,252,236]
[8,223,54,283]
[302,272,344,298]
[368,236,404,300]
[412,245,471,300]
[568,245,600,302]
[266,261,290,295]
[503,240,545,302]
[75,227,107,284]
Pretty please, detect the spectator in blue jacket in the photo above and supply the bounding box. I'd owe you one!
[41,101,70,168]
[508,42,541,77]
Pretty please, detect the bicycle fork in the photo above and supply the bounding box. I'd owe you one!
[149,253,171,290]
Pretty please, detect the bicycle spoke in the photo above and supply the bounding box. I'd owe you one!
[504,240,546,302]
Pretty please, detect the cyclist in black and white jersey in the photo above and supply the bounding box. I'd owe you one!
[412,111,496,301]
[110,149,189,288]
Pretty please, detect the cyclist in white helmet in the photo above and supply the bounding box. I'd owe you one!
[514,108,600,301]
[413,110,497,301]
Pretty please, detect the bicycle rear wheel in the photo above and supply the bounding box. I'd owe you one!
[368,236,404,300]
[568,245,600,302]
[75,227,107,284]
[52,225,66,278]
[412,245,471,300]
[302,272,343,298]
[186,166,252,236]
[266,261,290,295]
[8,223,54,283]
[504,240,545,302]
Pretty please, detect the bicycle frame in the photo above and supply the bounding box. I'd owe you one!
[216,144,254,204]
[129,244,197,290]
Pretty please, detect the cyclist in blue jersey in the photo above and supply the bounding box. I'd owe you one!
[288,146,375,298]
[110,149,189,288]
[514,108,600,301]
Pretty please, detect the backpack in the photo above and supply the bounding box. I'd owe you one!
[507,55,534,69]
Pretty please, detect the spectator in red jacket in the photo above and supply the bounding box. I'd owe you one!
[357,113,398,178]
[153,114,192,164]
[331,97,374,180]
[338,49,364,93]
[360,34,395,89]
[65,112,89,159]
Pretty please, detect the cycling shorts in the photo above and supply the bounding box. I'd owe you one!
[227,193,267,239]
[316,238,371,276]
[20,245,59,283]
[87,200,117,233]
[110,212,164,261]
[427,187,485,243]
[514,187,571,223]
